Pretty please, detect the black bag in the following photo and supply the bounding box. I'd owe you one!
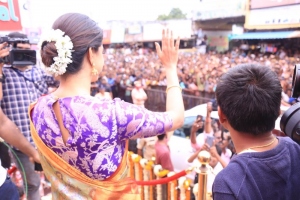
[0,142,11,168]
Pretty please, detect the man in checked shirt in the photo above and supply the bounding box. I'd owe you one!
[0,32,59,200]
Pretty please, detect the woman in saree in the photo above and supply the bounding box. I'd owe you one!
[29,13,184,199]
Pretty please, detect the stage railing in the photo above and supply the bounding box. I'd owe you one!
[128,150,213,200]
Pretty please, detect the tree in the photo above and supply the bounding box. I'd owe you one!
[157,8,187,21]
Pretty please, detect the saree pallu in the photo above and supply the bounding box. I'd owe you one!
[29,103,140,200]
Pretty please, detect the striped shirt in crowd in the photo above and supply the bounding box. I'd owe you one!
[0,65,58,146]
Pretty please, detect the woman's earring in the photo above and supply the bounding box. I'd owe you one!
[91,67,99,76]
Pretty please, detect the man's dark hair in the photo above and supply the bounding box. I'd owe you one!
[216,64,282,135]
[157,133,166,141]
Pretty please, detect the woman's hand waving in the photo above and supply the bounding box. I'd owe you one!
[155,29,180,71]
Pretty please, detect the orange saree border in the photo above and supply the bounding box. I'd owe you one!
[28,102,140,199]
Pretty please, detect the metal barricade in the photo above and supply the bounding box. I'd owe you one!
[144,88,213,112]
[128,150,211,200]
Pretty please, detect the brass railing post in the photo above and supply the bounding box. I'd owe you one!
[196,150,211,200]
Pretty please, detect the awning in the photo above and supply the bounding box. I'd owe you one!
[229,31,300,40]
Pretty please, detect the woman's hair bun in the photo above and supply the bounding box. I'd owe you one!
[40,41,58,67]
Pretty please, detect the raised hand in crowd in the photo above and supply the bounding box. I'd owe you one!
[210,145,227,168]
[204,102,213,134]
[187,143,210,163]
[190,115,204,145]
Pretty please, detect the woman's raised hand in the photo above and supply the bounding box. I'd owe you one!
[155,29,180,70]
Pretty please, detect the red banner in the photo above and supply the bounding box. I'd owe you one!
[0,0,22,31]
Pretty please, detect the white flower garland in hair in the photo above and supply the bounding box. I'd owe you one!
[39,29,73,76]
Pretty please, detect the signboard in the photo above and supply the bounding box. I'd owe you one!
[193,0,246,20]
[143,20,192,41]
[110,24,125,43]
[23,27,41,45]
[124,33,143,43]
[245,4,300,29]
[204,31,231,52]
[251,0,300,9]
[102,30,111,44]
[143,22,166,41]
[165,20,192,39]
[0,0,22,31]
[127,24,142,34]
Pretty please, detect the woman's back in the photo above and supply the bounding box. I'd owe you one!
[31,94,172,180]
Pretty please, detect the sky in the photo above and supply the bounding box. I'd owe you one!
[21,0,200,29]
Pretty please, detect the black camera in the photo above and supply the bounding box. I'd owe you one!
[0,36,36,66]
[280,64,300,144]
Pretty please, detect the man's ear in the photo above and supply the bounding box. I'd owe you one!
[218,106,227,124]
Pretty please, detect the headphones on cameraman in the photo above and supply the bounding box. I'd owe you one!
[280,64,300,144]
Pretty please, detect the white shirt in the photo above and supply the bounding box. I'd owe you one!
[131,88,147,106]
[221,148,232,165]
[207,162,223,193]
[0,159,7,187]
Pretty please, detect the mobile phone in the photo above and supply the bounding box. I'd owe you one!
[206,136,214,147]
[34,162,43,172]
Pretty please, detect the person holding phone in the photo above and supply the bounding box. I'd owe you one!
[190,102,214,153]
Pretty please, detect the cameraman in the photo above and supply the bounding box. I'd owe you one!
[0,32,58,200]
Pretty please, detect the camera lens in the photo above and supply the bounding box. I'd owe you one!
[292,64,300,98]
[15,52,24,61]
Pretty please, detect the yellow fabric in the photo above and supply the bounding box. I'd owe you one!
[29,102,140,200]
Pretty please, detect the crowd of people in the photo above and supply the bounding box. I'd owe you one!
[91,45,299,107]
[1,12,300,200]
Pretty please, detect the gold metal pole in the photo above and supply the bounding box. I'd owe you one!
[128,151,135,179]
[184,179,191,200]
[132,154,144,200]
[196,150,211,200]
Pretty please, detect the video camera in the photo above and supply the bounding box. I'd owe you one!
[0,36,36,66]
[280,64,300,144]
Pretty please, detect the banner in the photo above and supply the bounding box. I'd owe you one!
[124,33,143,43]
[110,24,125,44]
[204,31,231,52]
[193,0,246,20]
[143,22,165,41]
[143,20,192,41]
[127,24,142,35]
[251,0,300,9]
[102,30,111,44]
[23,27,41,45]
[0,0,22,31]
[165,20,192,39]
[245,4,300,29]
